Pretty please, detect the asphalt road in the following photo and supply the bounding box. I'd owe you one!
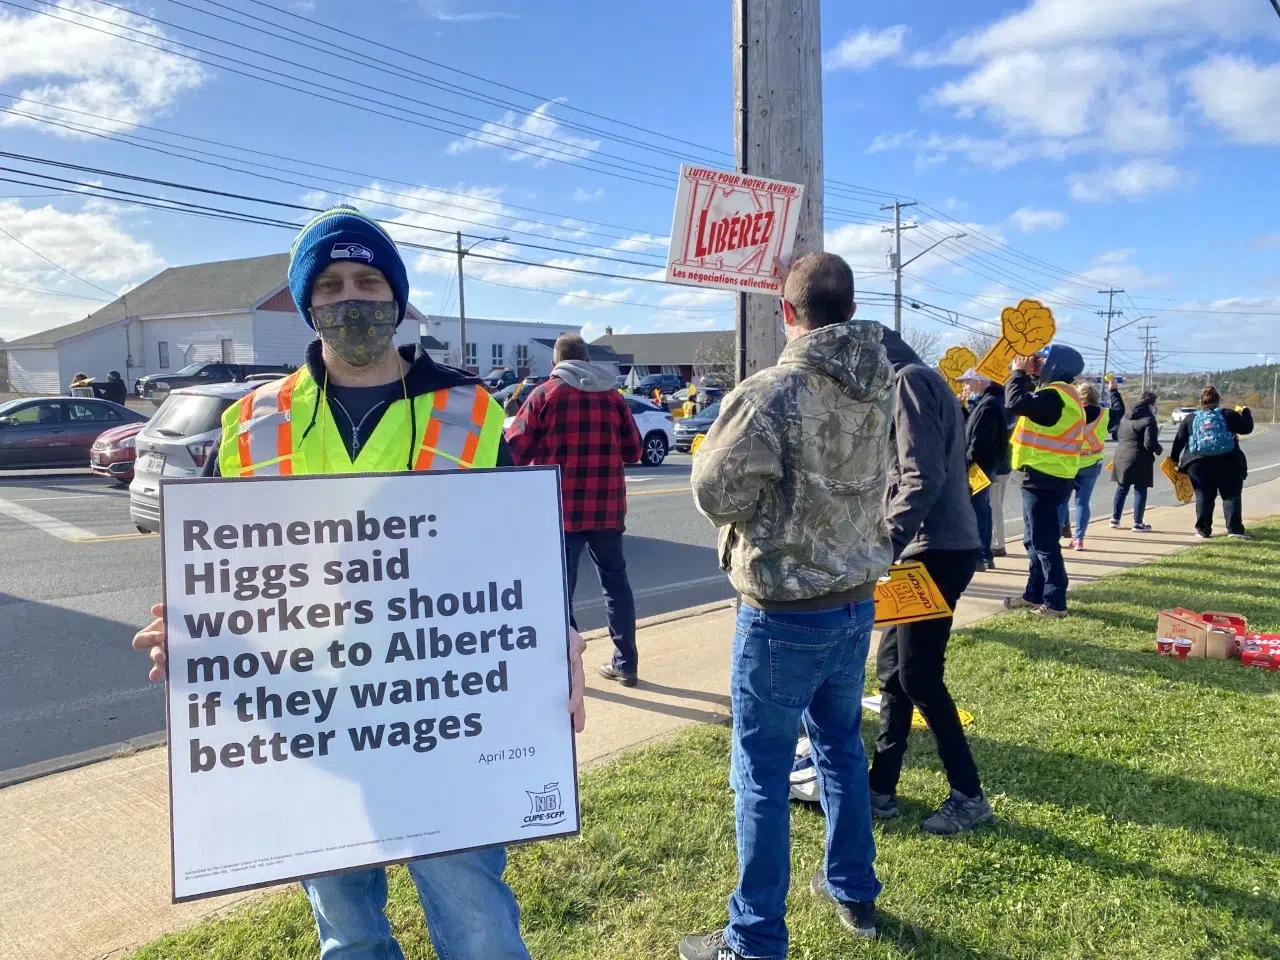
[3,425,1278,779]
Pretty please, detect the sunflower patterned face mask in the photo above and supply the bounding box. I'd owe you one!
[310,299,400,367]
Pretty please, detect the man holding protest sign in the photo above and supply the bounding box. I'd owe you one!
[869,329,990,836]
[133,206,585,960]
[687,253,893,955]
[1003,345,1086,618]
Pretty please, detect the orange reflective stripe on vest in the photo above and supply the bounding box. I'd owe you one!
[1083,413,1105,456]
[414,385,490,470]
[234,372,300,478]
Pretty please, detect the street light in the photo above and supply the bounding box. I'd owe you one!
[889,232,966,333]
[455,232,509,371]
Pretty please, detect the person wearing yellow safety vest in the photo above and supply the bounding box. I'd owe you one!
[131,206,585,960]
[1059,382,1111,551]
[1002,344,1086,618]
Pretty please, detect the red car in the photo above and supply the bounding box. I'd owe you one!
[90,421,146,485]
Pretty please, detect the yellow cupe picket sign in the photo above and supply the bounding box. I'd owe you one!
[968,463,991,496]
[975,299,1056,384]
[874,562,952,627]
[1161,456,1194,504]
[689,433,707,455]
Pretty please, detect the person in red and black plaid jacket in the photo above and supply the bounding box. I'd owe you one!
[505,334,644,685]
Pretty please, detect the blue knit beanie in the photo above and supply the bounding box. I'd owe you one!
[288,206,410,328]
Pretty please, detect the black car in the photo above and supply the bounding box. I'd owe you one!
[0,397,148,470]
[482,368,519,393]
[135,362,295,400]
[673,400,721,453]
[637,373,684,397]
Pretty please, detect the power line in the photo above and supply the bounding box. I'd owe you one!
[3,0,672,188]
[0,94,669,242]
[0,223,119,297]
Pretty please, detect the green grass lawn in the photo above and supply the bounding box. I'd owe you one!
[132,526,1280,960]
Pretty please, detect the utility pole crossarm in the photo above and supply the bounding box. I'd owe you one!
[1097,288,1125,385]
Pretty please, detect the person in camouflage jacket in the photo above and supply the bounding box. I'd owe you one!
[681,253,893,960]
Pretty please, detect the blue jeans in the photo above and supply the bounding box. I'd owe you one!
[726,600,881,959]
[565,529,638,674]
[1059,461,1102,540]
[971,486,993,563]
[302,848,529,959]
[1112,484,1148,526]
[1023,486,1070,611]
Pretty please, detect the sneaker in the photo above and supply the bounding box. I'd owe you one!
[1109,519,1122,529]
[1071,538,1085,551]
[810,870,877,940]
[1003,596,1037,610]
[870,790,899,820]
[678,932,743,960]
[1061,524,1073,539]
[598,664,638,687]
[921,789,994,835]
[1228,532,1251,540]
[1035,606,1068,619]
[985,558,997,570]
[1195,532,1211,540]
[991,547,1008,557]
[1132,523,1153,533]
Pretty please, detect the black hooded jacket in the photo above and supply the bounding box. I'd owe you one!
[879,326,980,560]
[965,383,1009,477]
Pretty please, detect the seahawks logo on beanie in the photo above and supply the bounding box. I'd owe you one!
[287,205,410,329]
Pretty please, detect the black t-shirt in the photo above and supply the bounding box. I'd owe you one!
[325,381,403,459]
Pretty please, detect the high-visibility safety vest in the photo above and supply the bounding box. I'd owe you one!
[1010,383,1084,479]
[218,367,505,477]
[1080,410,1108,468]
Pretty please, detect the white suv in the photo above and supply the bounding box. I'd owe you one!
[501,394,675,466]
[129,381,264,533]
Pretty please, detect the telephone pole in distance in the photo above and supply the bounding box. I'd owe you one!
[882,199,918,334]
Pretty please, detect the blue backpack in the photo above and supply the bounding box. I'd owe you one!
[1188,409,1234,457]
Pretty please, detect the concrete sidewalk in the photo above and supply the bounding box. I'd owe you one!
[3,477,1279,960]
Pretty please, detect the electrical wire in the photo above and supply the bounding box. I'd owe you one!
[0,223,120,297]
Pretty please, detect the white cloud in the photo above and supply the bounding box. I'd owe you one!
[824,26,907,71]
[1009,207,1068,233]
[299,190,329,207]
[0,198,163,340]
[1067,160,1182,202]
[572,187,604,203]
[611,233,668,253]
[867,130,1076,171]
[658,289,734,309]
[447,100,600,167]
[0,1,203,137]
[1186,54,1280,146]
[556,288,633,310]
[930,0,1257,64]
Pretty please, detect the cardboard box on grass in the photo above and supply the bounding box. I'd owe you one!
[1156,608,1236,659]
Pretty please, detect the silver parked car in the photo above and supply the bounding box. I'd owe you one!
[129,381,266,533]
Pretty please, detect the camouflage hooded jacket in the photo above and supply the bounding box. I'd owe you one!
[690,321,894,604]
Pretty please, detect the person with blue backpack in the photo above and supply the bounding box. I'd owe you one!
[1169,385,1253,539]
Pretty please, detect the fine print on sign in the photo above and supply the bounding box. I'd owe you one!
[968,464,991,496]
[975,299,1056,385]
[938,345,978,397]
[874,562,952,627]
[160,469,579,902]
[666,163,804,295]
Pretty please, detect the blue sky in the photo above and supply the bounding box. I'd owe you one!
[1,0,1277,376]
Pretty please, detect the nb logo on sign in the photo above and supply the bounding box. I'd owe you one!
[331,242,374,263]
[522,782,566,828]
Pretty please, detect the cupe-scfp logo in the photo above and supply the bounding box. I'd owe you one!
[523,782,566,828]
[331,242,374,262]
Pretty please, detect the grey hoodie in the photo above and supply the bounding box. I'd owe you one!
[691,321,894,606]
[879,326,981,561]
[552,359,616,392]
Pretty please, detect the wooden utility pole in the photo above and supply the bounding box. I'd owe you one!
[455,231,468,372]
[881,199,918,334]
[733,0,824,381]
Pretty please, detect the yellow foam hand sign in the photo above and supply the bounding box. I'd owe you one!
[690,433,706,456]
[938,345,978,396]
[1161,456,1194,504]
[976,298,1056,384]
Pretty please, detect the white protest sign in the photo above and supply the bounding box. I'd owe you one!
[665,163,805,295]
[160,468,578,901]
